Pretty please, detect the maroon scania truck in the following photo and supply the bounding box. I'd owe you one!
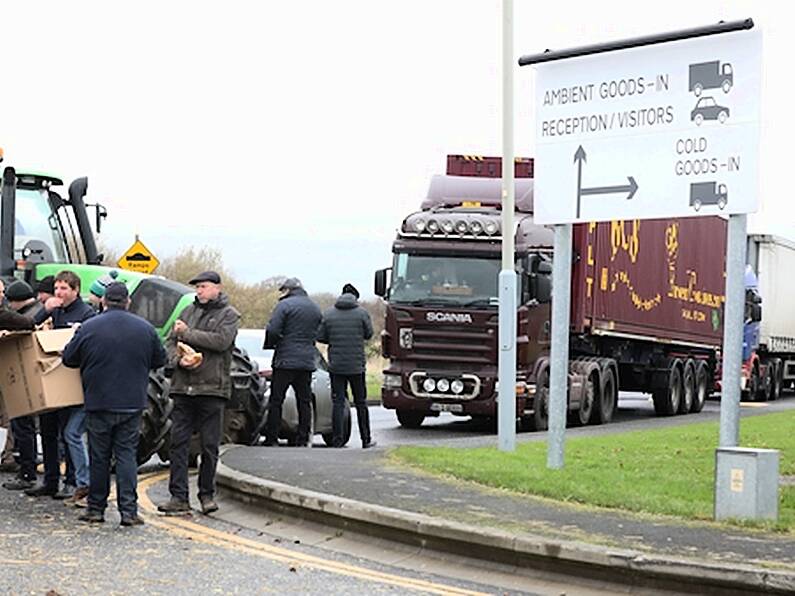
[375,155,727,429]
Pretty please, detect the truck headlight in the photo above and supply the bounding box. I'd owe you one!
[423,378,436,392]
[436,378,450,392]
[450,379,464,394]
[384,373,402,389]
[399,328,413,349]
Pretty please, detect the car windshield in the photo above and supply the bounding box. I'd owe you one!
[389,253,501,306]
[699,98,715,107]
[14,188,68,262]
[236,331,267,357]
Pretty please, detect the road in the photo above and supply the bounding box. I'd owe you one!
[360,391,795,448]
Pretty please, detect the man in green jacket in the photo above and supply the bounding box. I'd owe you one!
[158,271,240,515]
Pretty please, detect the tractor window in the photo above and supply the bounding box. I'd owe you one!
[15,189,68,262]
[129,278,189,329]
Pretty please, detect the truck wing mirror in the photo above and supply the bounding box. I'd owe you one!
[93,203,108,233]
[374,268,390,298]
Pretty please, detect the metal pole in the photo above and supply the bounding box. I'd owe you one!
[498,0,516,452]
[719,214,747,447]
[547,223,572,469]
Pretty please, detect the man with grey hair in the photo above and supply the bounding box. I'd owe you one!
[263,278,321,446]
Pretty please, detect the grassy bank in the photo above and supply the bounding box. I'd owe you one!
[392,411,795,530]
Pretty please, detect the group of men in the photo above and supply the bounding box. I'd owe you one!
[0,269,376,525]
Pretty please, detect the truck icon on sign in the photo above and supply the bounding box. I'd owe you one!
[690,181,728,211]
[689,61,733,96]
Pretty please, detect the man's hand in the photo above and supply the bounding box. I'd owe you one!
[173,320,188,335]
[44,296,63,312]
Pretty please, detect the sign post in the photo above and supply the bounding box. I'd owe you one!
[519,20,760,468]
[118,236,160,275]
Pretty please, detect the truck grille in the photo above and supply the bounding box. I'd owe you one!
[410,326,493,364]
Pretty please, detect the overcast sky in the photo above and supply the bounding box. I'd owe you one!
[1,1,789,295]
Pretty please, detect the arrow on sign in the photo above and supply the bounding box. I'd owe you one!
[574,145,638,218]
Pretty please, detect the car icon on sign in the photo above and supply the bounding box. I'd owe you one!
[126,252,152,262]
[691,97,730,125]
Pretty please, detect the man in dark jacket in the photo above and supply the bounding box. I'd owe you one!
[1,281,41,491]
[317,283,375,448]
[26,270,94,499]
[263,278,321,447]
[158,271,240,516]
[63,282,166,525]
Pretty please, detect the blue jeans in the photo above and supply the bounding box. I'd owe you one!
[85,411,141,519]
[63,407,90,488]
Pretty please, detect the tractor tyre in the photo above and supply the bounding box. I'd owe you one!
[137,369,173,465]
[222,348,268,446]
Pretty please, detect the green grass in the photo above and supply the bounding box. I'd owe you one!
[392,411,795,530]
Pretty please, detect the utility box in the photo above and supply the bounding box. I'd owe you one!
[715,447,779,521]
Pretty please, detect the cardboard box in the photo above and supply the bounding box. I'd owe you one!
[0,328,84,419]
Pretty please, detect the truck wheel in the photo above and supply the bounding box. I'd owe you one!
[771,359,783,401]
[531,367,549,431]
[396,410,425,429]
[137,369,173,465]
[759,364,773,402]
[322,401,352,446]
[722,79,732,93]
[570,371,596,426]
[694,83,703,96]
[653,360,682,416]
[691,362,710,413]
[591,367,616,425]
[679,360,696,414]
[743,363,760,402]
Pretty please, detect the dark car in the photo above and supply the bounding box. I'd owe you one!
[691,97,730,125]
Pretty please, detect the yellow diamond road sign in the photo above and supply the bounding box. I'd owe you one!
[118,238,159,274]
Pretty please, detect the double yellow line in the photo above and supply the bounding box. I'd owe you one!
[138,472,488,596]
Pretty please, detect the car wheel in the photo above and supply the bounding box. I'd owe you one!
[719,110,728,124]
[694,113,704,125]
[321,400,352,446]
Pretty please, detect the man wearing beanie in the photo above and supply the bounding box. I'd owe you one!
[35,275,55,306]
[317,283,375,448]
[1,280,41,490]
[63,282,166,525]
[88,270,120,311]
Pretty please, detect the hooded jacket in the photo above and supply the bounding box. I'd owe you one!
[264,288,322,371]
[317,293,374,375]
[167,292,240,399]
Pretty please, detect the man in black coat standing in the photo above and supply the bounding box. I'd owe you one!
[263,278,321,447]
[317,283,375,448]
[63,282,166,525]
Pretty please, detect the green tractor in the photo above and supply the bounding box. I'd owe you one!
[0,163,267,463]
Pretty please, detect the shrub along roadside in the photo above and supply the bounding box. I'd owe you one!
[391,410,795,530]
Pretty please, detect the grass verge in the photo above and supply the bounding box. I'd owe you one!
[392,410,795,531]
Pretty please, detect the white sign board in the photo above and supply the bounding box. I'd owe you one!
[533,30,761,224]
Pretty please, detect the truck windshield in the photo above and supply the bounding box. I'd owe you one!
[389,253,500,306]
[14,188,68,262]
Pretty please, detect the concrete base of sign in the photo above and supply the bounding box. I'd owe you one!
[714,447,779,521]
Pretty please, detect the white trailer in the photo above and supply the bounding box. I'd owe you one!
[747,234,795,388]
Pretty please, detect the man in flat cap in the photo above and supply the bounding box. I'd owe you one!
[263,277,322,447]
[158,271,240,516]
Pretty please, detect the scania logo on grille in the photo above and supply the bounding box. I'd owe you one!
[426,312,473,324]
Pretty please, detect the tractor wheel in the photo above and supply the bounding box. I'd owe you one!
[137,369,173,465]
[223,348,268,446]
[157,348,267,462]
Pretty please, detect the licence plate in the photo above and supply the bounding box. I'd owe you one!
[430,403,463,413]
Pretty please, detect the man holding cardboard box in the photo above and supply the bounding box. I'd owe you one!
[63,281,166,525]
[26,271,94,499]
